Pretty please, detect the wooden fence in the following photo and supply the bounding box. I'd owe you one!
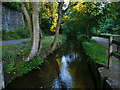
[98,35,120,69]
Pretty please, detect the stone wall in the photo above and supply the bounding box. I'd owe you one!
[2,4,24,31]
[0,3,2,30]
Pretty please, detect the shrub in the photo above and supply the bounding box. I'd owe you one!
[77,34,89,43]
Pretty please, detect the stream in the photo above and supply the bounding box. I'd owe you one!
[6,42,96,88]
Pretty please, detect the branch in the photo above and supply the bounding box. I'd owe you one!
[62,2,78,15]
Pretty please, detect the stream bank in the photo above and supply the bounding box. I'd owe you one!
[5,41,104,89]
[2,35,64,88]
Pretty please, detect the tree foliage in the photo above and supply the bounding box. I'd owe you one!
[98,2,120,35]
[62,2,102,41]
[3,2,21,10]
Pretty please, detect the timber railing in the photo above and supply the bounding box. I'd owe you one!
[98,35,120,69]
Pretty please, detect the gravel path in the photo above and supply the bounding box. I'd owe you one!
[0,36,54,46]
[92,37,120,89]
[92,37,109,48]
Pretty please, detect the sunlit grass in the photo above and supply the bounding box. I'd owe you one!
[82,40,108,64]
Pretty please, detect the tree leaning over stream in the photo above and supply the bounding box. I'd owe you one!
[21,2,43,61]
[20,1,77,61]
[51,1,78,51]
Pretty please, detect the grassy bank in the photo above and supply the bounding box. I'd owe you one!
[1,23,30,41]
[1,28,30,41]
[82,40,108,64]
[2,35,65,84]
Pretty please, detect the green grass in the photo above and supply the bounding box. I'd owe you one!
[2,35,64,84]
[82,40,108,63]
[2,42,31,61]
[1,26,30,40]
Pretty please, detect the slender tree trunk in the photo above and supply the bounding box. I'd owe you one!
[51,2,77,51]
[21,3,33,39]
[88,25,91,42]
[51,2,64,51]
[88,12,92,42]
[38,27,43,55]
[21,2,42,61]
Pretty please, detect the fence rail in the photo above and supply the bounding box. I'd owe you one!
[98,35,120,69]
[112,52,120,60]
[112,40,120,46]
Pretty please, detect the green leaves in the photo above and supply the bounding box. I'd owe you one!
[18,56,44,76]
[3,2,21,10]
[6,60,15,74]
[6,55,45,76]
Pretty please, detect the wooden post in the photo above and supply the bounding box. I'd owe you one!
[117,46,120,53]
[108,36,113,69]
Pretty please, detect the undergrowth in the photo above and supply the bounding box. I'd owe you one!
[1,23,30,40]
[2,35,64,84]
[6,56,47,76]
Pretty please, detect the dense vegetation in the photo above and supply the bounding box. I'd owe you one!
[62,2,120,63]
[2,35,64,84]
[2,23,30,40]
[2,1,120,86]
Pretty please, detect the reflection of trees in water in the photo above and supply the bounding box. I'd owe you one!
[6,38,94,88]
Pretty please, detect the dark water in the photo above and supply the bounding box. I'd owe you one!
[6,42,96,88]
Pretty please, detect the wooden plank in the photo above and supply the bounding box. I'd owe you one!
[97,35,109,39]
[108,36,113,69]
[112,52,120,60]
[113,36,120,38]
[117,46,120,52]
[98,35,120,39]
[112,40,120,46]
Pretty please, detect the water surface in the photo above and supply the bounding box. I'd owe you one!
[6,43,95,88]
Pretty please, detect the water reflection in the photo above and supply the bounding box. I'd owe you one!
[60,56,73,88]
[52,55,73,88]
[6,43,95,89]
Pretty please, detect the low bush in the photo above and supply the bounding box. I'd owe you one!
[77,34,89,43]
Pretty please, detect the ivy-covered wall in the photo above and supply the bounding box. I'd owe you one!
[2,4,24,31]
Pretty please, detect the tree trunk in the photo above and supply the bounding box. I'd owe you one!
[21,3,33,39]
[88,25,91,42]
[37,27,43,55]
[21,2,42,61]
[51,2,64,51]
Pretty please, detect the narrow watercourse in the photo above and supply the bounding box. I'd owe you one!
[5,41,105,89]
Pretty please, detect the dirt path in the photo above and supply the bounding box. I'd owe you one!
[92,37,120,89]
[0,36,54,46]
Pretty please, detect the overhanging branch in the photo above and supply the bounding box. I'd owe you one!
[62,2,78,15]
